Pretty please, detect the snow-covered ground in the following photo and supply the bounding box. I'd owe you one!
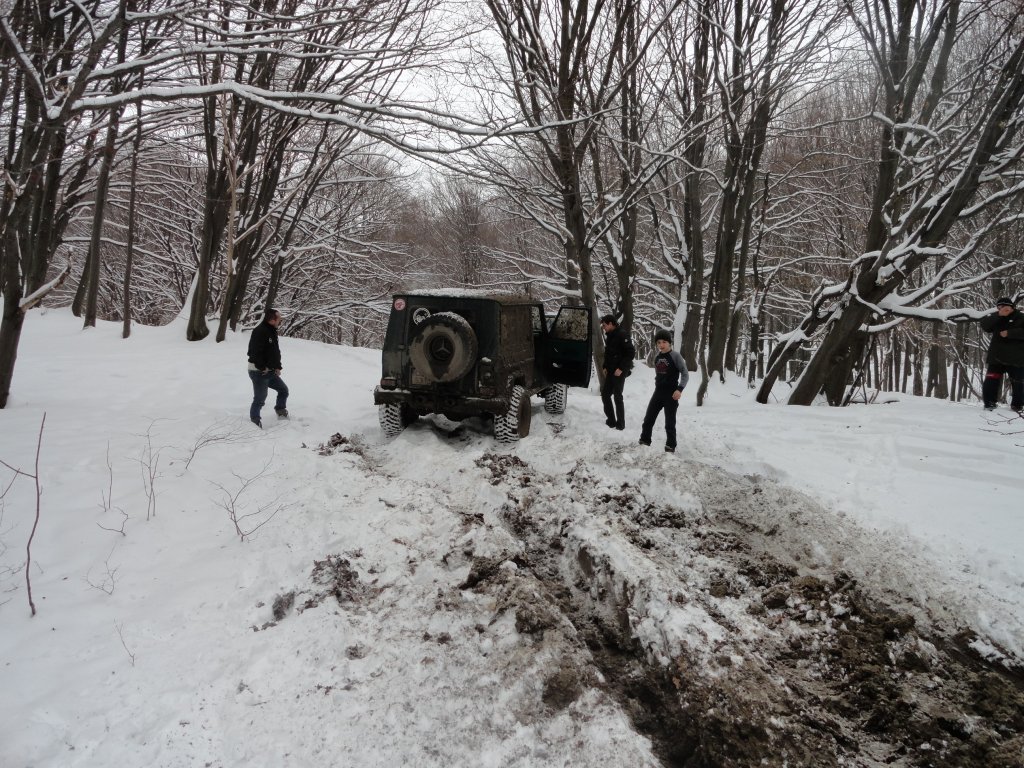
[697,376,1024,660]
[1,308,1022,767]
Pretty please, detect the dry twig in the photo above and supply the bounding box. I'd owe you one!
[211,451,292,541]
[85,543,120,595]
[134,420,167,520]
[179,418,252,471]
[114,621,136,666]
[0,413,46,616]
[97,442,128,536]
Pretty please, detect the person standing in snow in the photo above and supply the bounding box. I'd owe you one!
[600,314,634,430]
[638,328,688,452]
[980,296,1024,412]
[247,308,289,427]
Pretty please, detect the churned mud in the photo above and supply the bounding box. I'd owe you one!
[468,450,1024,767]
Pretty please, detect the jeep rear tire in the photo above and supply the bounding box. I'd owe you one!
[542,383,568,414]
[379,403,417,438]
[494,385,531,442]
[408,311,478,383]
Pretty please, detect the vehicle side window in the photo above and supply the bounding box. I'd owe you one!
[502,305,533,357]
[550,307,590,341]
[531,306,545,335]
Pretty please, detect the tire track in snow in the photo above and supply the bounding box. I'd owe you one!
[448,434,1024,767]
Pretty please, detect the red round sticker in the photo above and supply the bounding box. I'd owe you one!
[394,298,406,311]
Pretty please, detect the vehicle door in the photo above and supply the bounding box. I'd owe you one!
[543,306,593,387]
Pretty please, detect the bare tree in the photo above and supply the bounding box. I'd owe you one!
[179,0,449,341]
[71,7,141,328]
[759,1,1024,405]
[464,0,686,385]
[697,0,840,404]
[425,175,497,287]
[482,0,620,318]
[646,0,715,368]
[1,0,449,405]
[0,0,132,407]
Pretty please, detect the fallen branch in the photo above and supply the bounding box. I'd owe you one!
[19,259,72,312]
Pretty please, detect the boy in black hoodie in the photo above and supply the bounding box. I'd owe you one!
[639,329,688,452]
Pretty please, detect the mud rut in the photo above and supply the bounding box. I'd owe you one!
[448,442,1023,768]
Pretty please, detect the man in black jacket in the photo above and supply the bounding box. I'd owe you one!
[247,309,289,427]
[980,296,1024,412]
[600,314,634,430]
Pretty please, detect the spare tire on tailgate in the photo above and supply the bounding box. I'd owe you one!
[408,311,478,383]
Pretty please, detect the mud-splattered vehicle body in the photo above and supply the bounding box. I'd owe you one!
[374,292,592,442]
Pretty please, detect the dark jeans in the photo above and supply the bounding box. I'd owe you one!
[983,363,1024,409]
[601,371,626,427]
[640,390,679,448]
[249,370,288,422]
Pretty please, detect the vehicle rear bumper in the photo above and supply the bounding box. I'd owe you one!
[374,386,510,416]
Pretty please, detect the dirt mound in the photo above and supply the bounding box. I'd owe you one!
[254,554,371,631]
[305,554,367,607]
[468,451,1024,767]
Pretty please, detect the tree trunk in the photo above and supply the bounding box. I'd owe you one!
[902,343,911,393]
[929,323,949,399]
[186,63,231,341]
[891,336,901,391]
[0,276,25,409]
[229,257,257,330]
[747,316,760,388]
[704,196,740,380]
[949,355,959,401]
[82,110,123,328]
[706,0,779,381]
[265,255,285,315]
[725,203,757,371]
[789,302,868,405]
[71,253,92,317]
[216,269,241,341]
[555,132,599,352]
[681,174,704,370]
[952,322,968,401]
[122,101,143,339]
[912,339,924,396]
[826,330,868,405]
[758,315,767,379]
[215,142,240,343]
[601,13,640,339]
[187,168,230,341]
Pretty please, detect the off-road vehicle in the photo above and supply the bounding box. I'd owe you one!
[374,292,592,442]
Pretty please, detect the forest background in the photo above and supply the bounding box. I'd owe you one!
[2,0,1023,410]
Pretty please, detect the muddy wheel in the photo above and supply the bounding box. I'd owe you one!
[408,312,478,383]
[495,385,531,442]
[379,403,415,438]
[543,383,568,414]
